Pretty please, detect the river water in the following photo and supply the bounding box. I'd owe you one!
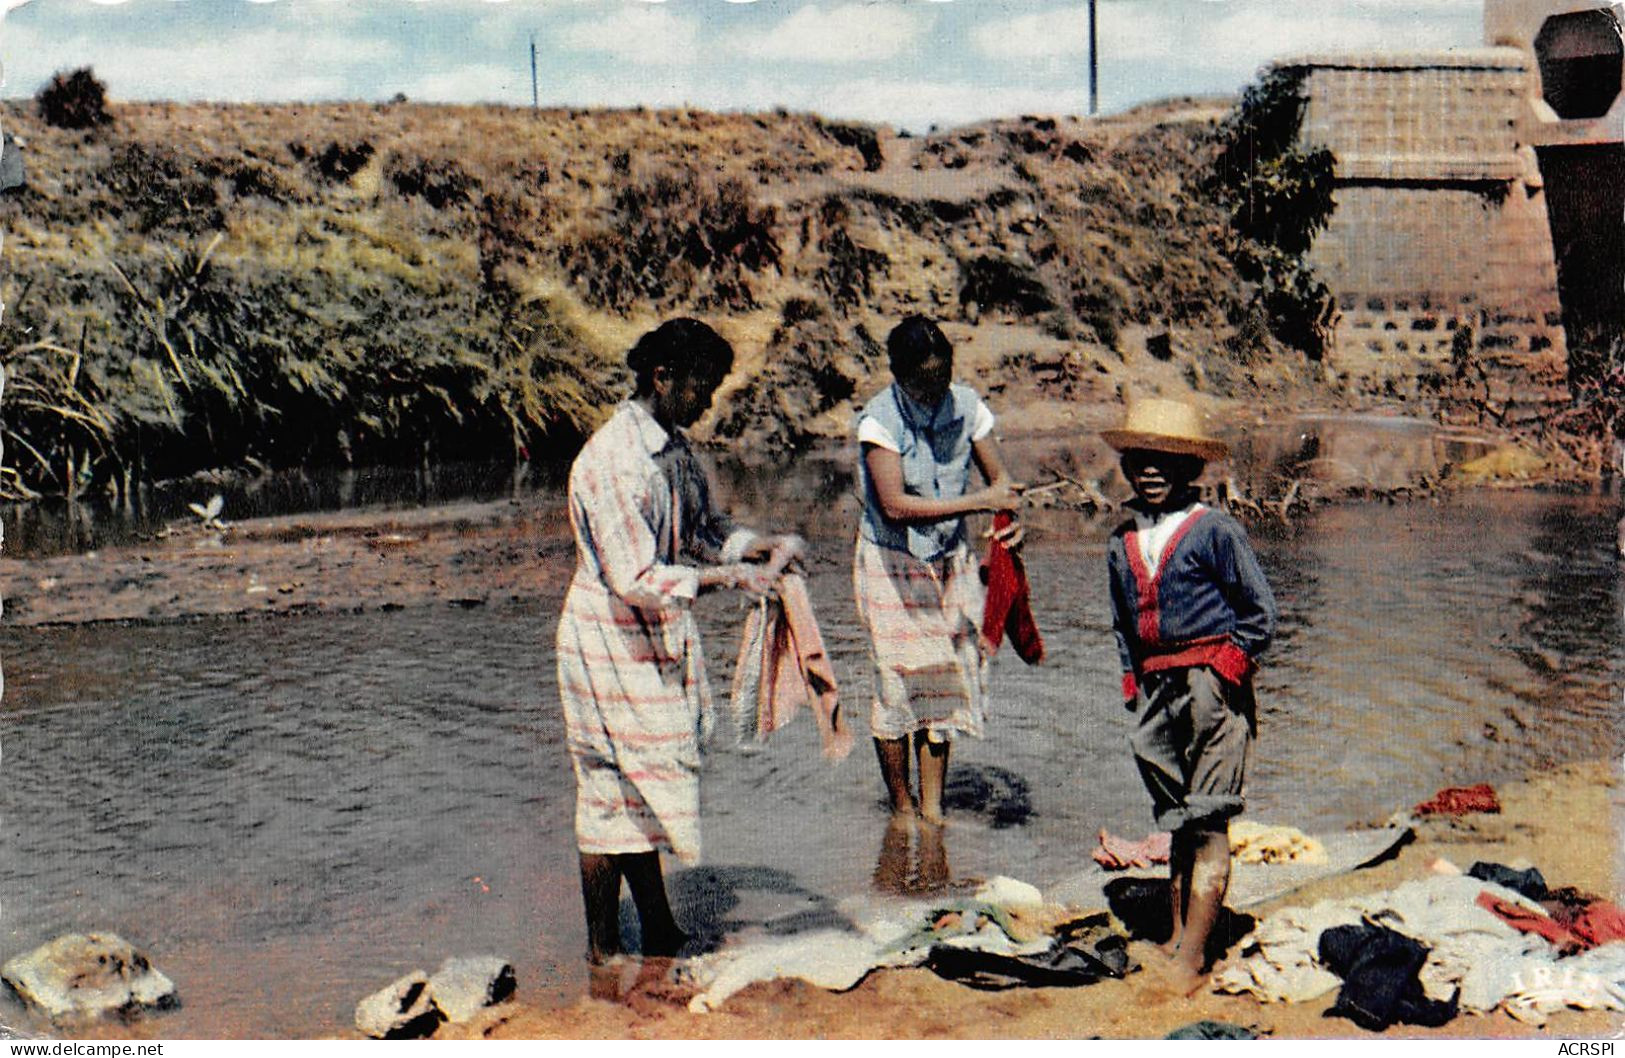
[0,453,1619,1038]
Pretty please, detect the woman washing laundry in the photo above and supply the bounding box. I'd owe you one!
[555,318,804,964]
[852,315,1025,826]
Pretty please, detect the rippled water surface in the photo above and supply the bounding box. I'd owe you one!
[0,465,1619,1037]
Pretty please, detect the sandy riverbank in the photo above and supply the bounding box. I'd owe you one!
[435,760,1621,1041]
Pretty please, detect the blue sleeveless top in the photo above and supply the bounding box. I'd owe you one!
[855,382,983,562]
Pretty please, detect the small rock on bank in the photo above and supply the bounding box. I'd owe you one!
[1,933,178,1024]
[356,956,515,1039]
[428,956,516,1023]
[355,972,445,1040]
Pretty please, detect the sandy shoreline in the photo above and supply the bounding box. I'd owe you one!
[433,759,1621,1041]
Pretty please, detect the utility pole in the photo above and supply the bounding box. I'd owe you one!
[1088,0,1098,116]
[530,32,539,109]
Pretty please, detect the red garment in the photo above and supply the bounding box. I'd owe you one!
[1570,901,1625,948]
[980,510,1044,664]
[1414,783,1501,816]
[1476,892,1625,951]
[1092,828,1172,870]
[1478,892,1577,949]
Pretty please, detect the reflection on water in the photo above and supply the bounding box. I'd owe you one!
[0,453,1619,1037]
[0,461,538,559]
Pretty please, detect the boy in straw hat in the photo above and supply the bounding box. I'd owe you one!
[1102,398,1277,995]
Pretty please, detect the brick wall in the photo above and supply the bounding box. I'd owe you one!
[1290,53,1570,423]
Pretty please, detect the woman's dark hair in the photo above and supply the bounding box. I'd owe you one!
[626,318,735,397]
[887,315,953,380]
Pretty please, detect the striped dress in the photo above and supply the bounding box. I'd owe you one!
[852,385,993,742]
[556,400,757,865]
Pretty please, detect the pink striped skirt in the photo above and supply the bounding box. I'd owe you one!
[852,535,988,741]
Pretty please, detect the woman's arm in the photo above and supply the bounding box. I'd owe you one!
[864,442,1023,525]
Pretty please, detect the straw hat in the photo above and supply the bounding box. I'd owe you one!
[1101,398,1228,461]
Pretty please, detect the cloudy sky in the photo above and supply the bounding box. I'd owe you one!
[0,0,1485,130]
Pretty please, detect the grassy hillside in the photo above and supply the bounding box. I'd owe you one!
[0,95,1312,499]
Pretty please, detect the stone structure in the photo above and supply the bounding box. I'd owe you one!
[1484,0,1624,351]
[1286,1,1622,427]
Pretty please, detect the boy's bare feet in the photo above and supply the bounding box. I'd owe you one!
[1138,946,1212,1001]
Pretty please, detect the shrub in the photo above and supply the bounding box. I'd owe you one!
[390,155,478,209]
[37,67,112,130]
[101,143,222,233]
[817,200,890,311]
[559,168,781,313]
[1207,66,1338,358]
[315,140,375,182]
[959,255,1056,316]
[710,311,858,455]
[820,121,883,172]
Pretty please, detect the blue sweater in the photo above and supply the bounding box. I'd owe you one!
[1106,501,1277,701]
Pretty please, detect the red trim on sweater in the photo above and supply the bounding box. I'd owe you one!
[1138,634,1253,681]
[1122,672,1138,701]
[1124,508,1208,648]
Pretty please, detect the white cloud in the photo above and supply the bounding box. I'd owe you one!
[976,1,1474,65]
[553,4,700,65]
[972,6,1090,60]
[399,62,521,104]
[730,3,932,63]
[0,20,397,101]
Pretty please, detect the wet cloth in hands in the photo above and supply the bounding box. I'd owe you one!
[980,510,1044,663]
[1318,923,1459,1030]
[1092,828,1172,870]
[1414,783,1501,816]
[730,573,854,760]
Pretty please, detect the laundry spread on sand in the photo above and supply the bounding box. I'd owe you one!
[1467,861,1547,901]
[684,876,1129,1012]
[1318,922,1459,1030]
[1214,871,1625,1026]
[1228,821,1328,866]
[1478,892,1625,954]
[1090,820,1326,872]
[1092,829,1171,870]
[1053,825,1411,911]
[1413,783,1501,816]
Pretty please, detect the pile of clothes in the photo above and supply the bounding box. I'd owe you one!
[684,876,1132,1012]
[1214,860,1625,1029]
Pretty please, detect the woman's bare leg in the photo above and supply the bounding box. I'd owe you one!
[578,852,624,964]
[915,732,950,824]
[875,736,915,816]
[618,851,687,957]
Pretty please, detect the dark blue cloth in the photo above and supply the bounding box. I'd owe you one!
[1318,923,1459,1031]
[1467,861,1549,901]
